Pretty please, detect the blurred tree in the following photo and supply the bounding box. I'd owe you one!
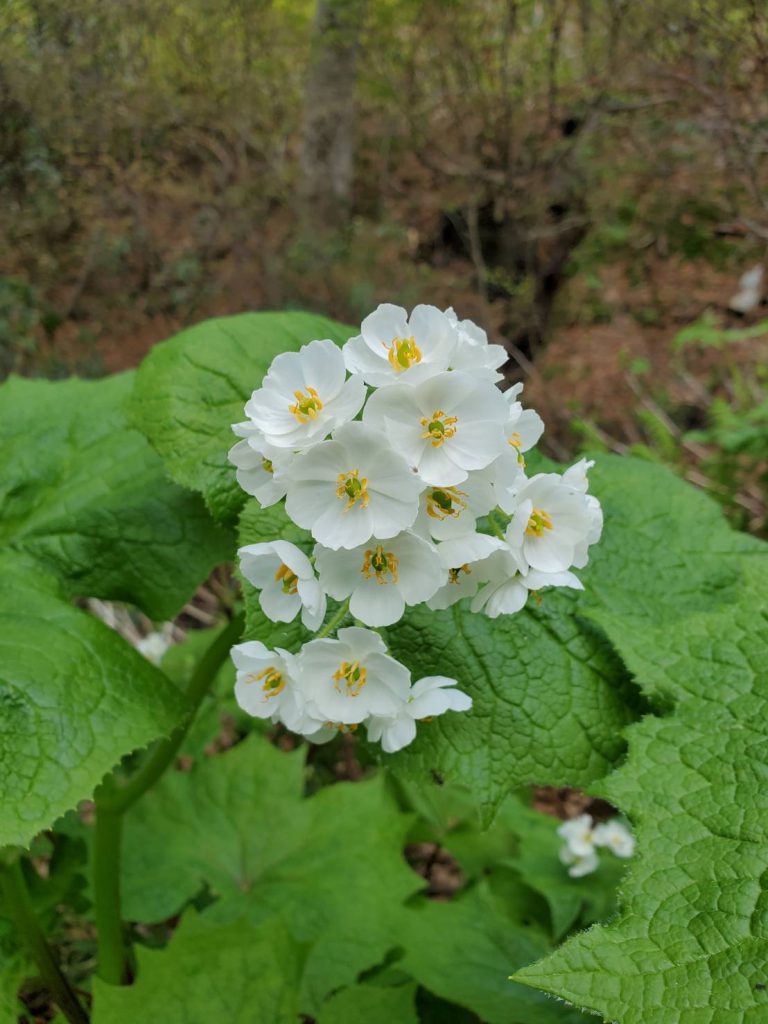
[299,0,368,231]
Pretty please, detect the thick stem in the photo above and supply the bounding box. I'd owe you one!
[92,612,244,985]
[92,794,128,985]
[314,598,351,640]
[104,612,244,815]
[0,855,90,1024]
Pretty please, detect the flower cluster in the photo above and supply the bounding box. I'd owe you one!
[557,814,635,877]
[229,303,603,751]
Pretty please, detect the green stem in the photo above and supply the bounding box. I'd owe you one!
[103,612,245,815]
[487,510,507,541]
[314,598,351,640]
[92,612,244,985]
[92,790,128,985]
[0,855,90,1024]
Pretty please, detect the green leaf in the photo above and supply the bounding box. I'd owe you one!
[515,562,768,1021]
[317,982,419,1024]
[0,552,185,848]
[119,734,421,1013]
[130,312,356,523]
[399,884,584,1023]
[382,595,635,823]
[92,912,301,1024]
[0,373,232,620]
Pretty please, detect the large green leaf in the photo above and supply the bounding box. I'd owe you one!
[0,373,231,620]
[383,596,635,823]
[317,982,419,1024]
[92,912,301,1024]
[516,560,768,1021]
[0,553,186,848]
[119,734,421,1013]
[398,883,584,1023]
[129,312,356,523]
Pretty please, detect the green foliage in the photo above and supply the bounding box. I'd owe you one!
[0,551,185,848]
[92,912,303,1023]
[0,372,232,619]
[673,311,768,351]
[130,312,355,524]
[517,561,768,1021]
[317,981,419,1024]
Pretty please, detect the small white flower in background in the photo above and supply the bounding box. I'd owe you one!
[135,629,173,665]
[558,813,601,878]
[557,813,635,878]
[427,531,505,610]
[314,530,445,627]
[343,303,458,387]
[284,421,423,550]
[367,675,472,752]
[559,845,600,879]
[558,813,597,857]
[363,371,508,486]
[232,641,300,724]
[243,339,366,450]
[238,540,326,631]
[228,429,295,508]
[594,819,636,858]
[444,306,507,382]
[296,627,411,725]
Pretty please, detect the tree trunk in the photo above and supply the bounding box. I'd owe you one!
[299,0,367,232]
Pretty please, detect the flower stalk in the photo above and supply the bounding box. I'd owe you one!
[0,852,90,1024]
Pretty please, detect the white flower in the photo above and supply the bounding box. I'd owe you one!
[559,846,600,878]
[314,531,444,627]
[594,819,635,858]
[238,540,326,631]
[504,473,596,573]
[558,813,597,857]
[427,532,505,610]
[232,640,303,726]
[228,429,295,508]
[283,422,423,550]
[504,393,544,466]
[296,626,411,724]
[413,472,497,541]
[367,675,472,752]
[561,459,603,569]
[241,339,365,450]
[136,629,173,665]
[470,551,584,618]
[343,303,458,387]
[444,307,507,382]
[363,372,508,486]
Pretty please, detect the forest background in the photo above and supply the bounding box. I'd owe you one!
[1,0,767,538]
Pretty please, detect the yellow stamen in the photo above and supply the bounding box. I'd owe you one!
[525,508,554,537]
[245,666,286,699]
[507,433,526,466]
[448,564,471,584]
[420,410,458,448]
[333,660,367,696]
[335,469,370,512]
[384,335,422,371]
[361,544,399,585]
[426,486,467,520]
[289,386,323,423]
[274,563,299,594]
[262,456,274,474]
